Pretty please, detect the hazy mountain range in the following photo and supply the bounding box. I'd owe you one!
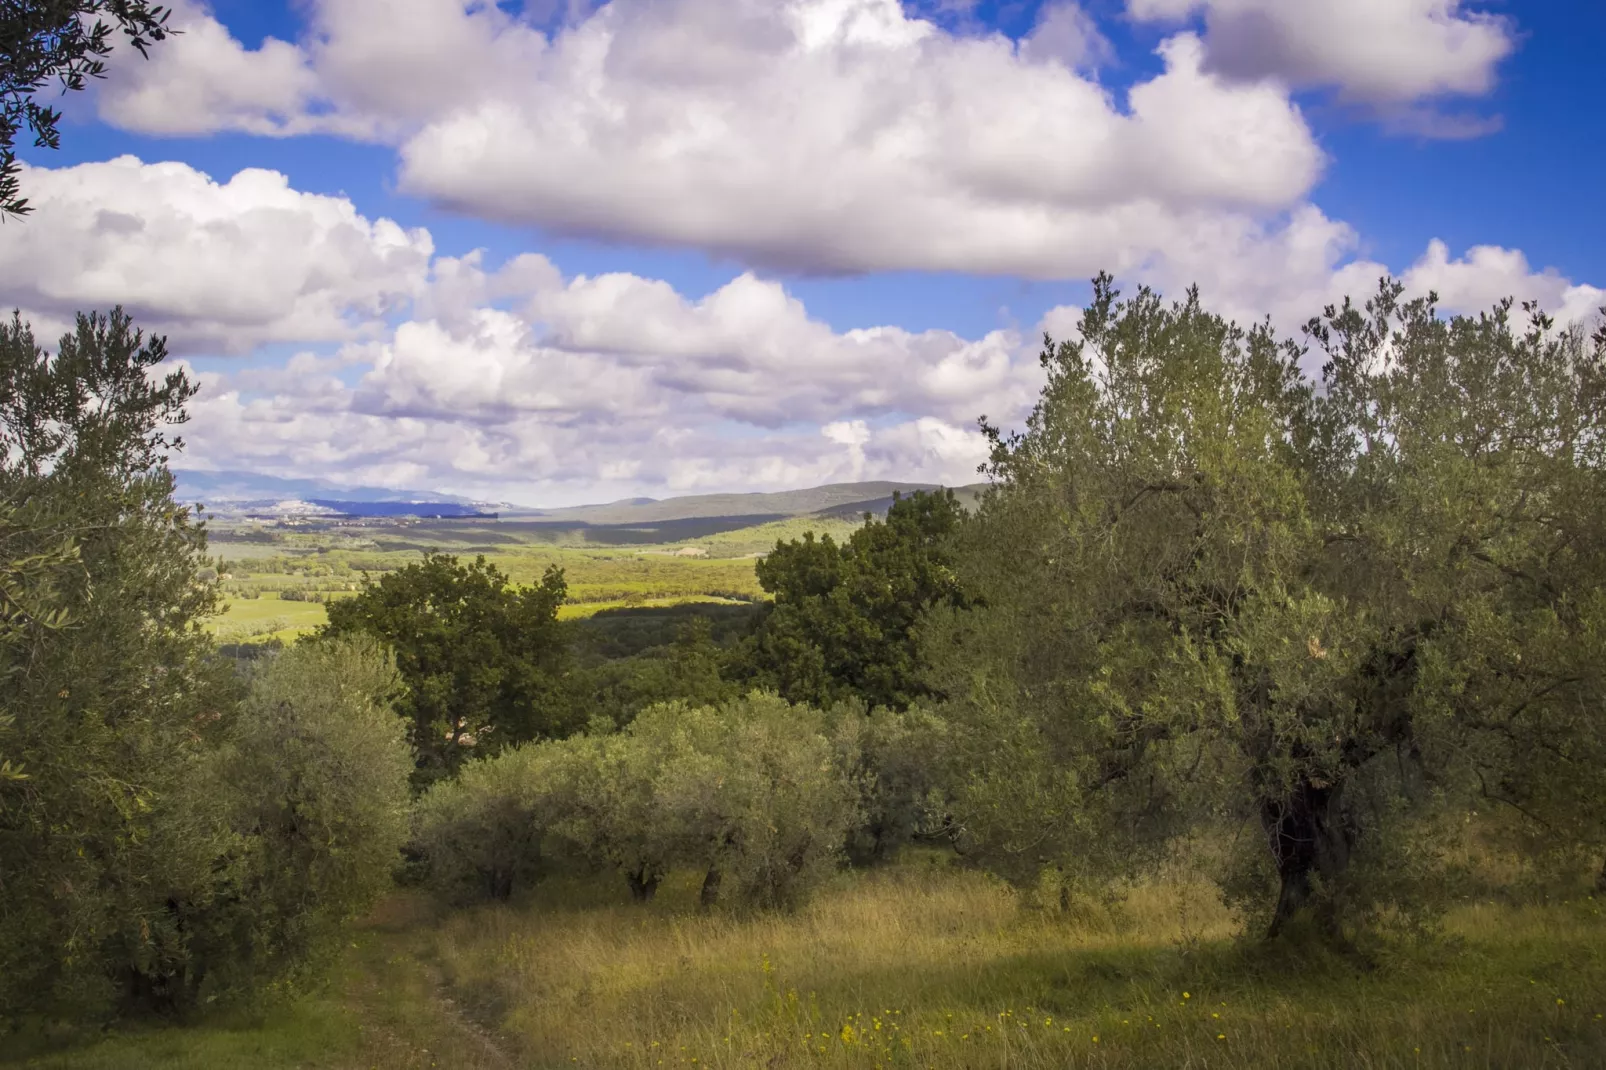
[174,471,986,523]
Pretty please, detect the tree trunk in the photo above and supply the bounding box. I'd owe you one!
[627,864,661,902]
[699,865,723,909]
[1260,779,1356,941]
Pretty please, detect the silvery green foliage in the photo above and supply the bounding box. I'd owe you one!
[193,637,415,993]
[414,693,867,910]
[926,276,1606,940]
[412,735,586,903]
[641,694,865,909]
[827,701,955,866]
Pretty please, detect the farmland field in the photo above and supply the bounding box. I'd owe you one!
[201,512,853,640]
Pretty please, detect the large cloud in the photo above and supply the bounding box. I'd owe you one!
[1127,0,1514,111]
[388,4,1324,277]
[173,231,1602,504]
[172,244,1046,502]
[86,1,1532,287]
[95,0,1324,278]
[1,157,433,352]
[8,147,1598,503]
[95,1,330,137]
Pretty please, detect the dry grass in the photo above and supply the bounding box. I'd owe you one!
[15,857,1606,1069]
[432,855,1606,1069]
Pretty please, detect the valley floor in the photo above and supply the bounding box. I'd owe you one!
[13,855,1606,1070]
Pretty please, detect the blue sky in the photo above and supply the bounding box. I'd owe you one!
[9,0,1603,505]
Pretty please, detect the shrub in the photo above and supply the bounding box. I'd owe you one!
[640,693,865,909]
[107,637,419,1014]
[411,693,867,912]
[830,702,955,866]
[412,740,586,903]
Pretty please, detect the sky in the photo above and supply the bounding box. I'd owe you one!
[8,0,1605,507]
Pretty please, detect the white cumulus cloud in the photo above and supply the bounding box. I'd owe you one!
[93,0,1326,279]
[1,157,433,353]
[1127,0,1515,105]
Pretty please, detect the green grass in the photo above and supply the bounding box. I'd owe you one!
[556,596,752,621]
[428,855,1606,1070]
[202,511,861,628]
[14,858,1606,1070]
[208,540,772,636]
[11,898,512,1070]
[694,515,863,558]
[208,592,332,643]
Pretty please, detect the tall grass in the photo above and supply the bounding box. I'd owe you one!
[15,856,1605,1069]
[433,854,1606,1069]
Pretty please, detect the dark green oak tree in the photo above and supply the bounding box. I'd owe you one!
[744,489,971,711]
[323,552,574,785]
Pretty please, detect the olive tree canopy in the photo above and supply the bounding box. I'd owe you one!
[926,275,1606,939]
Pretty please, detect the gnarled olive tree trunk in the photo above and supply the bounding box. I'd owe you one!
[626,863,662,902]
[1260,779,1357,940]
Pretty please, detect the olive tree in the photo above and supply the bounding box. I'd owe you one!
[412,737,585,904]
[412,694,867,911]
[0,308,226,1022]
[645,694,865,909]
[927,276,1606,940]
[176,638,415,1002]
[555,725,680,901]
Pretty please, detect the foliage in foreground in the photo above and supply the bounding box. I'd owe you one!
[0,310,413,1027]
[924,277,1606,939]
[0,308,225,1022]
[1,1,176,218]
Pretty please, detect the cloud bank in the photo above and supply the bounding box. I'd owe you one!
[22,2,1588,502]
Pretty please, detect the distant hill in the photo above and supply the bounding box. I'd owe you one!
[302,500,498,519]
[510,482,956,524]
[174,469,486,507]
[181,472,991,525]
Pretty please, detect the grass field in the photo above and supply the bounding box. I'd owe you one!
[204,517,788,640]
[209,592,336,643]
[16,854,1605,1070]
[206,581,762,638]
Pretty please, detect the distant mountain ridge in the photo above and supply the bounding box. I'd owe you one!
[511,481,954,524]
[176,471,988,524]
[174,469,487,507]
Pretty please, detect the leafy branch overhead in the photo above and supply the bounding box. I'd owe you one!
[0,1,178,219]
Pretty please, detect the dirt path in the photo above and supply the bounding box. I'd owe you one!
[337,898,521,1070]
